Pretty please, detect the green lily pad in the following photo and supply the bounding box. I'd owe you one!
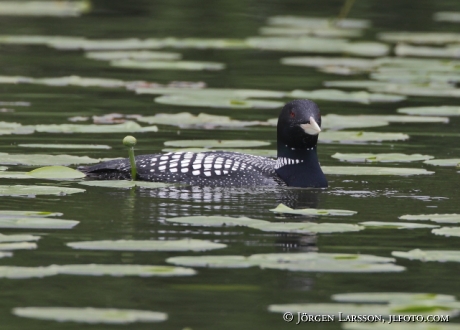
[30,121,158,133]
[67,239,226,251]
[332,292,456,303]
[281,56,375,70]
[28,166,86,179]
[79,180,172,189]
[397,106,460,116]
[0,172,33,179]
[0,266,59,278]
[86,50,181,61]
[434,12,460,23]
[0,217,79,229]
[270,203,357,216]
[369,84,460,98]
[18,144,111,149]
[0,1,90,17]
[332,153,434,163]
[289,89,405,103]
[167,256,255,268]
[0,166,6,171]
[267,16,371,29]
[0,234,40,242]
[0,210,62,218]
[250,222,364,234]
[0,185,85,197]
[360,221,438,229]
[246,36,349,53]
[0,75,129,88]
[399,214,460,224]
[56,264,196,277]
[164,38,248,49]
[0,242,37,250]
[12,307,167,324]
[320,131,409,143]
[154,95,283,109]
[392,249,460,262]
[424,159,460,167]
[343,42,390,57]
[260,26,362,38]
[111,59,225,71]
[0,252,11,259]
[268,303,391,316]
[396,43,460,59]
[164,140,270,148]
[165,216,267,227]
[432,227,460,237]
[135,87,286,98]
[322,166,434,176]
[0,153,104,166]
[378,32,460,45]
[161,148,277,157]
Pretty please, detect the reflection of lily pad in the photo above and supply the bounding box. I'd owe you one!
[323,166,433,176]
[13,307,167,324]
[67,239,226,251]
[332,153,434,163]
[57,264,196,277]
[270,203,357,216]
[28,166,86,179]
[289,89,405,104]
[154,95,283,109]
[432,227,460,237]
[399,214,460,224]
[0,153,103,166]
[392,249,460,262]
[360,221,438,229]
[18,144,111,149]
[320,131,409,143]
[0,185,85,197]
[424,159,460,167]
[332,292,456,303]
[397,106,460,116]
[164,140,270,148]
[111,59,225,71]
[0,217,79,229]
[79,180,172,189]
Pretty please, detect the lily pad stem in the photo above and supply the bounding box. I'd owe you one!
[123,136,137,181]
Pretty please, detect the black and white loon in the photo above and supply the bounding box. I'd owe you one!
[81,99,328,188]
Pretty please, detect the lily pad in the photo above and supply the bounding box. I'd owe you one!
[396,43,460,59]
[332,292,456,303]
[250,222,364,234]
[30,121,158,133]
[0,172,33,179]
[0,166,6,171]
[424,159,460,167]
[0,242,37,250]
[18,144,111,149]
[397,106,460,116]
[167,256,255,268]
[267,16,371,29]
[281,56,375,70]
[259,26,362,38]
[0,217,79,229]
[343,42,390,57]
[0,1,90,17]
[332,153,434,163]
[399,214,460,224]
[392,249,460,262]
[360,221,438,229]
[28,166,86,179]
[154,95,283,109]
[0,210,62,217]
[289,89,405,104]
[165,216,267,227]
[164,140,270,148]
[0,266,59,278]
[432,227,460,237]
[0,234,40,242]
[0,185,84,197]
[86,50,181,61]
[323,166,434,176]
[111,59,225,71]
[270,203,357,216]
[56,264,196,277]
[246,36,349,53]
[12,307,167,324]
[268,303,391,316]
[79,180,172,189]
[320,131,409,143]
[135,87,286,98]
[67,239,226,251]
[162,148,276,157]
[434,12,460,23]
[378,32,460,45]
[0,153,104,166]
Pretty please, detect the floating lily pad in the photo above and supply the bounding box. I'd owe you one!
[397,106,460,116]
[289,89,405,103]
[0,185,84,197]
[0,172,33,179]
[267,16,371,29]
[30,121,158,133]
[0,252,11,259]
[360,221,438,229]
[260,26,362,38]
[432,227,460,237]
[111,59,225,71]
[320,131,409,143]
[343,42,390,57]
[154,95,283,109]
[86,50,181,61]
[424,159,460,167]
[0,217,78,229]
[251,222,364,234]
[399,214,460,224]
[392,249,460,262]
[270,203,357,216]
[378,32,460,45]
[67,239,226,251]
[246,36,349,53]
[0,242,37,250]
[0,166,6,171]
[28,166,86,179]
[332,292,456,303]
[434,12,460,23]
[396,43,460,59]
[268,303,391,316]
[281,56,375,70]
[12,307,167,324]
[369,84,460,98]
[161,148,277,157]
[0,210,62,218]
[18,144,111,149]
[135,87,285,98]
[332,153,434,163]
[164,140,270,148]
[166,216,267,227]
[0,153,104,166]
[0,234,40,242]
[0,266,58,278]
[0,1,90,17]
[56,264,196,277]
[322,166,433,176]
[167,256,255,268]
[79,180,172,189]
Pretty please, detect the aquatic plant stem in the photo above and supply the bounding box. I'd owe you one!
[123,136,137,181]
[337,0,356,20]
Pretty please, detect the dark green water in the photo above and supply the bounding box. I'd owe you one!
[0,0,459,329]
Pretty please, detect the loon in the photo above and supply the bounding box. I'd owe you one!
[81,99,328,188]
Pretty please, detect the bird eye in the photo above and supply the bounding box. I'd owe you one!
[290,111,295,118]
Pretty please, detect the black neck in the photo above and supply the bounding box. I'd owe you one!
[275,143,328,188]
